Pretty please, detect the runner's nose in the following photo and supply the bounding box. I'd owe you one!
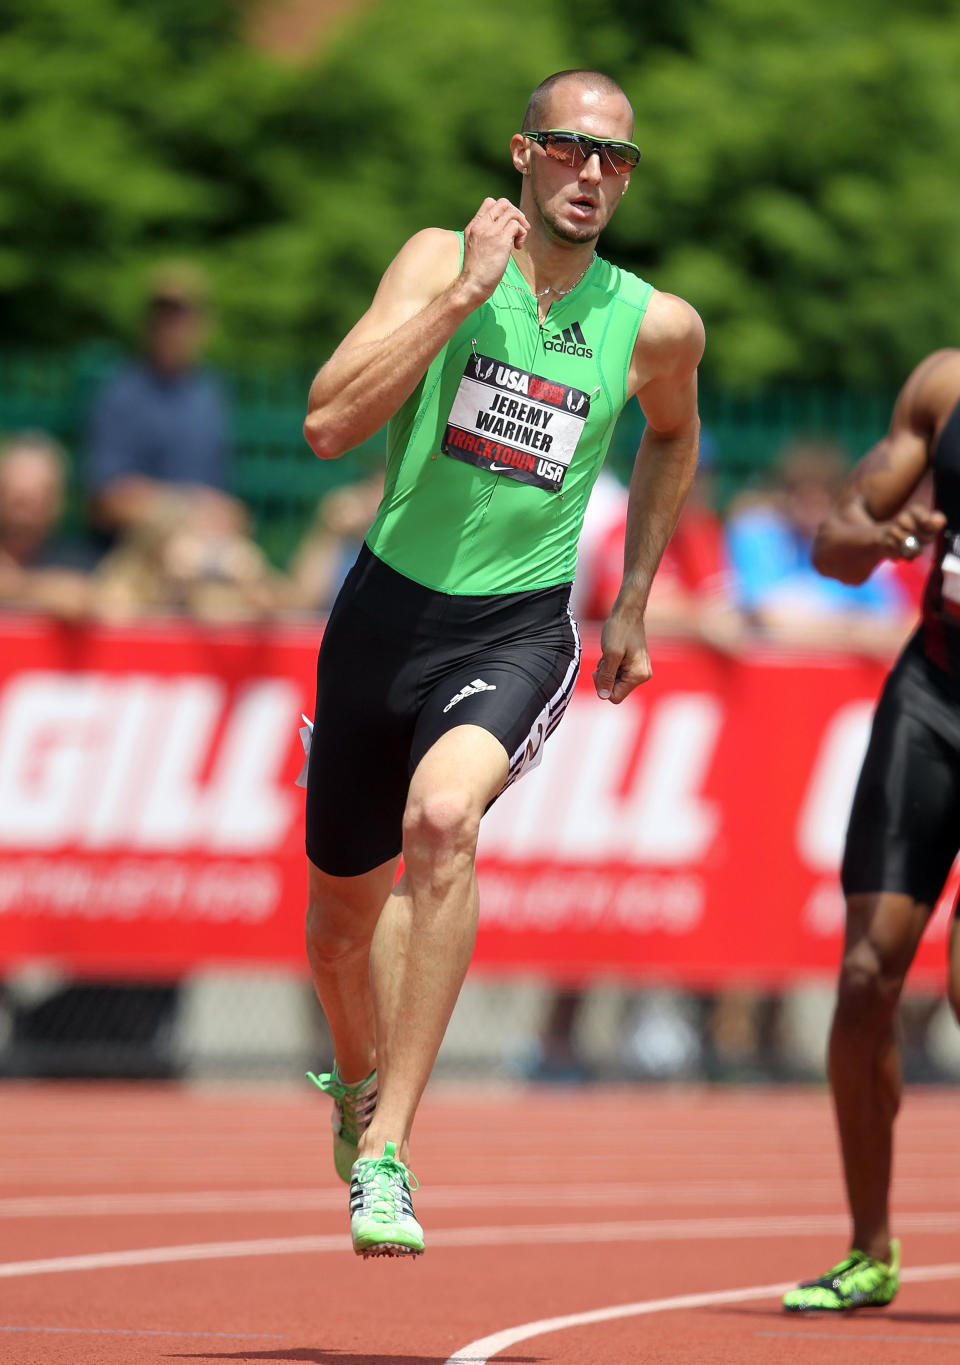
[579,152,604,185]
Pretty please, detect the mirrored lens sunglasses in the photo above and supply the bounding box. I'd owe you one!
[522,129,641,175]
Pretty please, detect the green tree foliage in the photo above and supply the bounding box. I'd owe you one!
[2,0,960,388]
[606,0,960,385]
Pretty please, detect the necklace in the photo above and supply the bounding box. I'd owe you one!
[506,252,596,298]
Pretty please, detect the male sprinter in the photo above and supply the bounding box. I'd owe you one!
[784,349,960,1311]
[302,69,704,1257]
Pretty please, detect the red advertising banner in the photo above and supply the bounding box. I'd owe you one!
[0,614,955,987]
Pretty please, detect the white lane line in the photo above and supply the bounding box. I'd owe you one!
[3,1215,960,1281]
[444,1263,960,1365]
[0,1235,349,1278]
[446,1282,798,1364]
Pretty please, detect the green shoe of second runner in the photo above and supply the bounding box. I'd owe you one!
[307,1065,378,1183]
[783,1239,900,1311]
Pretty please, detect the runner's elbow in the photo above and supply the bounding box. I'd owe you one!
[303,409,347,461]
[811,542,871,585]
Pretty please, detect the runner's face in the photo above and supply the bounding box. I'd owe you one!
[524,86,634,246]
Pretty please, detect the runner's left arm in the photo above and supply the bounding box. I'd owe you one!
[811,348,957,584]
[593,292,704,704]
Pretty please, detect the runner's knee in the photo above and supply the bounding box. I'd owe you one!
[306,902,365,965]
[305,875,380,963]
[835,945,905,1028]
[402,786,481,869]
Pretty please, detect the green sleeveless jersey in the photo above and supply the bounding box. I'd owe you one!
[366,242,653,594]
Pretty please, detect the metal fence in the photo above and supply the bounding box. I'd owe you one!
[0,347,898,566]
[2,969,958,1085]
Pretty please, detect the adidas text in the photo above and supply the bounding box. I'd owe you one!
[544,339,593,357]
[543,322,593,358]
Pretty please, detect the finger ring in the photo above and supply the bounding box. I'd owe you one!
[902,534,921,558]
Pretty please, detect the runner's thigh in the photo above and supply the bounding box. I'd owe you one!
[843,651,960,906]
[305,583,418,878]
[411,617,580,794]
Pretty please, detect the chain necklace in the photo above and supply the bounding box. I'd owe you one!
[505,252,597,298]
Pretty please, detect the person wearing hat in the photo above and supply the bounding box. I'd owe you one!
[84,262,277,619]
[86,261,245,552]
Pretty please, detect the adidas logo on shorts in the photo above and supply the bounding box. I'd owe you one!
[443,678,497,714]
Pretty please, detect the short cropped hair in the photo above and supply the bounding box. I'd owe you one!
[0,429,67,477]
[522,70,633,134]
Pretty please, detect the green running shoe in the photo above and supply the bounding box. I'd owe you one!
[306,1065,378,1183]
[783,1239,900,1311]
[349,1140,424,1259]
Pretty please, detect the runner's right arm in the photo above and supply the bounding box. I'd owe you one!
[812,350,959,584]
[304,200,529,460]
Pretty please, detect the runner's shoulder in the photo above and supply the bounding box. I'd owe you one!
[393,227,462,277]
[901,348,960,432]
[374,228,463,311]
[635,289,704,372]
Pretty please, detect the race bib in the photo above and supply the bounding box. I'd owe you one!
[442,353,590,492]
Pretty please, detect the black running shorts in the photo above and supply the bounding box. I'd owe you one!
[842,632,960,911]
[305,545,581,877]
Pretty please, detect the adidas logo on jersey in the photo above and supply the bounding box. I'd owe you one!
[443,678,497,714]
[543,321,593,358]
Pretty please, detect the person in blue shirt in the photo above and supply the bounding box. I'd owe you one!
[727,441,915,652]
[85,264,277,619]
[86,263,246,551]
[0,430,99,618]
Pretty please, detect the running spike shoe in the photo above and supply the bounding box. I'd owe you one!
[349,1140,424,1259]
[782,1238,900,1311]
[306,1065,378,1183]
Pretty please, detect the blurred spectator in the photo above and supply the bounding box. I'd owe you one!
[528,435,748,1082]
[726,440,916,654]
[87,261,237,538]
[287,468,385,613]
[520,986,595,1083]
[572,433,748,650]
[94,511,281,621]
[86,262,278,620]
[711,442,920,1080]
[0,431,184,1076]
[0,430,98,619]
[569,464,629,621]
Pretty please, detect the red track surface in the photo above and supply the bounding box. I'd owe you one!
[2,1082,959,1363]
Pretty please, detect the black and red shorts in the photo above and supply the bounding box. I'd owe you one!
[843,630,960,912]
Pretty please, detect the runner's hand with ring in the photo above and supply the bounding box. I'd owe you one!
[883,504,946,560]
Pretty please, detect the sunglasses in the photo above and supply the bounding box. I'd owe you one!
[522,129,641,176]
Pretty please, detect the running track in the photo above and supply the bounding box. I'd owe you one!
[2,1083,959,1363]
